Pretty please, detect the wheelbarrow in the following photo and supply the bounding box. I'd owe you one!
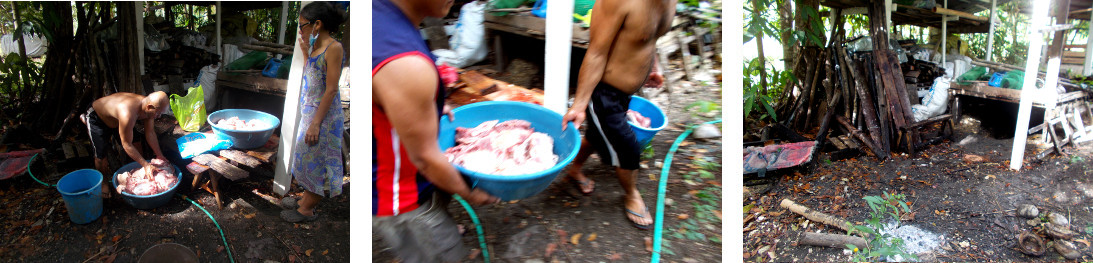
[0,149,45,180]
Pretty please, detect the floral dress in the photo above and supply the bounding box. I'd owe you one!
[290,42,346,197]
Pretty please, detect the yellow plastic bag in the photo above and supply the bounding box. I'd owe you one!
[170,86,206,132]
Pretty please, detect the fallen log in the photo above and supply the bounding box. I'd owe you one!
[799,232,869,249]
[780,199,854,234]
[837,114,886,159]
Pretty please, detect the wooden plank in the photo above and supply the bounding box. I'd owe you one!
[483,14,591,48]
[186,162,210,175]
[220,150,260,168]
[192,154,219,166]
[910,114,953,129]
[208,156,249,181]
[246,149,276,163]
[216,74,288,97]
[830,136,848,149]
[836,115,886,159]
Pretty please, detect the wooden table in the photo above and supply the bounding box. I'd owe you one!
[484,13,591,71]
[150,117,279,208]
[949,81,1092,159]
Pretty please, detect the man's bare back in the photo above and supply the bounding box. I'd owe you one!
[91,92,156,129]
[595,0,676,94]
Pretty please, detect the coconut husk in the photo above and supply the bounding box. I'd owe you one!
[1054,240,1081,259]
[1044,222,1079,240]
[1016,231,1046,256]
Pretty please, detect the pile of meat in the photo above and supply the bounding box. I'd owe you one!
[444,120,559,175]
[627,110,652,128]
[116,159,178,196]
[216,117,266,130]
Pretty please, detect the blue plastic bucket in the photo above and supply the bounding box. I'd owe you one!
[113,162,182,210]
[628,96,668,147]
[56,169,103,224]
[438,101,581,200]
[208,109,281,149]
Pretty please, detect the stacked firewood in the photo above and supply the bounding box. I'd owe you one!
[772,2,923,160]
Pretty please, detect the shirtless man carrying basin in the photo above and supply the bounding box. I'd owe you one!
[81,91,170,197]
[562,0,676,230]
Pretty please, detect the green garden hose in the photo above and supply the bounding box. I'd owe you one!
[26,153,54,187]
[454,194,490,263]
[652,119,721,263]
[182,195,235,263]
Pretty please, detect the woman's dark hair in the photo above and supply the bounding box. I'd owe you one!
[300,1,346,32]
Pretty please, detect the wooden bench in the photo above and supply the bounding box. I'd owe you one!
[900,113,954,156]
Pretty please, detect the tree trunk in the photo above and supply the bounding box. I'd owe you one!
[752,0,770,96]
[11,2,30,109]
[778,0,795,72]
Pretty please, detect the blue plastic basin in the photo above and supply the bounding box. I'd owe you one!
[112,161,182,210]
[208,109,281,149]
[439,101,581,200]
[628,96,667,147]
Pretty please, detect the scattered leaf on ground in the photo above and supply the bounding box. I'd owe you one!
[322,249,329,255]
[588,233,597,241]
[608,252,623,260]
[244,213,256,219]
[468,248,480,259]
[306,249,313,257]
[545,243,557,257]
[571,233,582,245]
[678,214,689,220]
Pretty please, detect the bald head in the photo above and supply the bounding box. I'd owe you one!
[142,91,169,119]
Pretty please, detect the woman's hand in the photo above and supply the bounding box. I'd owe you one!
[306,124,320,146]
[298,33,311,55]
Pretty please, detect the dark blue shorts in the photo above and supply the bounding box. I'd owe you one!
[585,82,642,170]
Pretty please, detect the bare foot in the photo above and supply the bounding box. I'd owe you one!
[624,195,652,230]
[101,184,112,198]
[567,168,594,194]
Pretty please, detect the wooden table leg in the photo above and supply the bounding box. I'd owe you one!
[210,173,223,208]
[191,171,206,191]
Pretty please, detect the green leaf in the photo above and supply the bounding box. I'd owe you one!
[762,98,779,120]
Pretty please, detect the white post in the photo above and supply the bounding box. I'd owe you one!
[885,0,893,33]
[986,0,996,61]
[941,0,947,65]
[1010,0,1051,170]
[137,2,145,75]
[274,1,312,195]
[1085,4,1093,76]
[543,0,574,114]
[277,1,289,59]
[216,1,222,69]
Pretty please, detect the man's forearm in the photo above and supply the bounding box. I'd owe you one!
[414,153,472,197]
[121,143,149,166]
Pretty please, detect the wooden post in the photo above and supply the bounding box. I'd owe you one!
[780,199,854,233]
[799,232,869,249]
[1085,3,1093,76]
[275,0,312,195]
[1011,0,1051,170]
[870,0,915,153]
[216,1,222,69]
[137,1,145,75]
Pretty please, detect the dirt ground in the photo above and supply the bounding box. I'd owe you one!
[0,146,350,262]
[372,47,724,262]
[744,98,1093,261]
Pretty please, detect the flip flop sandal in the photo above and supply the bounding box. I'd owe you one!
[626,208,653,230]
[280,209,318,223]
[281,196,299,210]
[571,178,594,195]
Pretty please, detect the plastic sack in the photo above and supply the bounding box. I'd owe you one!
[176,132,233,159]
[433,1,489,68]
[170,86,207,132]
[1000,70,1024,90]
[194,65,219,111]
[911,76,951,122]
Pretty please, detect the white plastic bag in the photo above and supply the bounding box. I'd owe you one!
[433,1,488,68]
[193,65,219,111]
[911,76,951,122]
[1,34,48,57]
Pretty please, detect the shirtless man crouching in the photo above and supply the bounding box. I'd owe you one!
[81,91,171,197]
[562,0,676,230]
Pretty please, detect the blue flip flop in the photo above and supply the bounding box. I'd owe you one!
[626,208,653,230]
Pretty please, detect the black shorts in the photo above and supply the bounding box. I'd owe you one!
[585,82,642,170]
[83,107,137,159]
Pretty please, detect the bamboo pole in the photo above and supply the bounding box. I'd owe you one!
[931,6,989,22]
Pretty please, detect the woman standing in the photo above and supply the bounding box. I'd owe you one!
[281,1,347,223]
